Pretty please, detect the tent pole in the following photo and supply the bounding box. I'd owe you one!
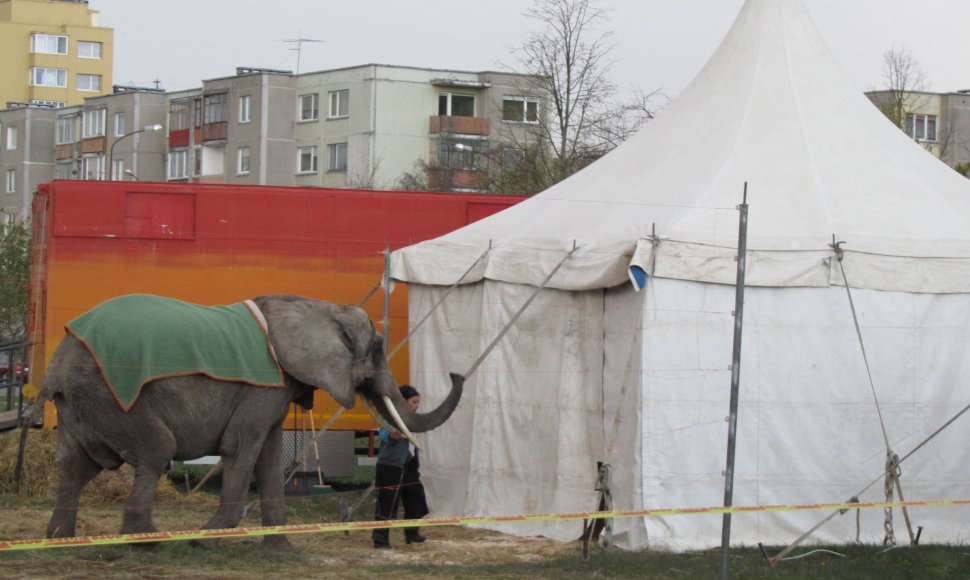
[461,242,578,381]
[382,244,391,354]
[720,184,749,580]
[387,242,492,361]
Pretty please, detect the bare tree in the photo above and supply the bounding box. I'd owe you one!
[876,46,928,130]
[515,0,619,185]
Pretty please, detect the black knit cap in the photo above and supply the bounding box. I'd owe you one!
[398,385,420,400]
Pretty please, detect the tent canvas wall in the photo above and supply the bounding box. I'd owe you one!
[391,0,970,550]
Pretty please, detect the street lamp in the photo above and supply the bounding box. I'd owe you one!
[107,123,164,181]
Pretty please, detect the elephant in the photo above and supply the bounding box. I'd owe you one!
[27,294,463,548]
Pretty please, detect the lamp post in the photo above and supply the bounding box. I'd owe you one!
[107,123,164,181]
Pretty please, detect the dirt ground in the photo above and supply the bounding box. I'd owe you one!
[0,428,587,578]
[0,499,582,579]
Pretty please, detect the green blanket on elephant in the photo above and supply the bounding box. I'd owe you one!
[66,294,285,411]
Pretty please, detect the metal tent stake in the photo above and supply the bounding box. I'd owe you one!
[720,184,749,580]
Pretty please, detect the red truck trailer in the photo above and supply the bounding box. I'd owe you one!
[28,180,523,434]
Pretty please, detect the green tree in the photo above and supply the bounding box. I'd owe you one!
[0,221,30,342]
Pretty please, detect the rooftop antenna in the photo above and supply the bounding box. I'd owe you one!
[281,33,326,74]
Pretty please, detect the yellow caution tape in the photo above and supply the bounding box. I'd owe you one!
[2,498,967,552]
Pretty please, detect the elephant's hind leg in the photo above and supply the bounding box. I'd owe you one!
[121,428,176,535]
[47,429,103,539]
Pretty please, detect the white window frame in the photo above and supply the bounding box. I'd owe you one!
[168,150,189,180]
[4,170,15,193]
[299,94,319,122]
[56,118,74,145]
[237,146,250,175]
[30,67,67,88]
[82,109,105,138]
[438,92,476,117]
[77,40,102,59]
[297,146,318,174]
[31,34,68,55]
[81,155,104,180]
[239,95,251,123]
[55,162,73,180]
[111,159,125,181]
[5,126,17,150]
[328,89,349,119]
[502,96,540,124]
[906,113,938,142]
[114,112,126,137]
[77,73,102,92]
[328,142,348,171]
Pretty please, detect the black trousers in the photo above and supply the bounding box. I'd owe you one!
[372,460,429,545]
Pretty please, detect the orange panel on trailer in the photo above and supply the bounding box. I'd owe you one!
[30,181,524,431]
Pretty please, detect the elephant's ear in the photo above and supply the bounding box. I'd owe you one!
[256,296,363,409]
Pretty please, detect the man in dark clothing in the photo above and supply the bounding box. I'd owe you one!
[372,385,429,549]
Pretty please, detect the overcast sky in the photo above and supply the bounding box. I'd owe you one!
[92,0,970,99]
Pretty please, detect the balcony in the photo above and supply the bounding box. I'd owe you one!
[429,116,490,136]
[79,137,105,154]
[55,143,75,160]
[427,168,486,191]
[169,129,190,148]
[200,122,228,143]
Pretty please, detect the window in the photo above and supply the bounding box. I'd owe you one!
[29,99,66,108]
[114,112,126,137]
[438,92,475,117]
[55,162,73,179]
[111,159,124,181]
[328,89,349,118]
[906,113,937,142]
[30,67,67,88]
[4,170,14,193]
[77,74,102,92]
[237,147,250,174]
[31,34,67,55]
[329,142,348,171]
[298,146,318,173]
[299,94,319,121]
[5,126,17,150]
[503,96,539,123]
[239,95,251,123]
[81,155,104,180]
[168,150,189,179]
[203,93,228,124]
[57,118,74,144]
[82,109,105,138]
[77,41,102,59]
[169,101,192,131]
[437,139,483,169]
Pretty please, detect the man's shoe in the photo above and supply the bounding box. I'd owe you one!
[373,542,392,549]
[405,534,426,544]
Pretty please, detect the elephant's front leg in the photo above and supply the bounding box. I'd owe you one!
[253,422,293,550]
[200,450,261,535]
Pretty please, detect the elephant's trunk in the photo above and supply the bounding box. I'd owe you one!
[376,372,464,434]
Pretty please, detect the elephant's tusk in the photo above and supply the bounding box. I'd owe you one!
[361,396,394,432]
[382,395,422,451]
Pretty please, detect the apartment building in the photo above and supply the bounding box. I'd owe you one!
[0,64,547,222]
[0,0,113,109]
[867,89,970,174]
[167,64,546,190]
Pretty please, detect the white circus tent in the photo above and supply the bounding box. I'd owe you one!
[391,0,970,550]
